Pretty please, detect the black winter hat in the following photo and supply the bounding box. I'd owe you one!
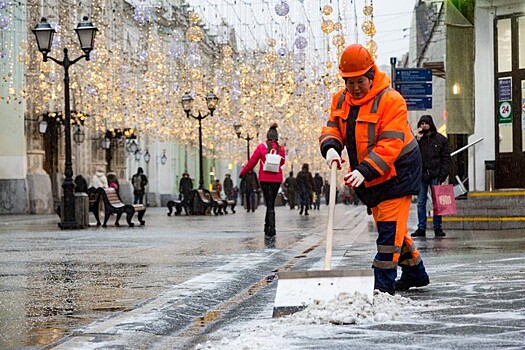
[266,122,278,141]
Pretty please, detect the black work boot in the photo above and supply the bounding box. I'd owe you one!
[434,228,446,237]
[395,275,430,291]
[411,228,426,237]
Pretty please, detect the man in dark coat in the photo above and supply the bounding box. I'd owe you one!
[283,171,297,209]
[412,114,451,238]
[132,167,148,205]
[240,170,260,212]
[313,172,324,209]
[179,172,194,214]
[295,163,315,215]
[223,174,234,200]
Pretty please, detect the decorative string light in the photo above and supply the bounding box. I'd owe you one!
[3,1,379,174]
[362,0,377,60]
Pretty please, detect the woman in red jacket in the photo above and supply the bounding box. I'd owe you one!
[240,123,285,237]
[319,44,429,295]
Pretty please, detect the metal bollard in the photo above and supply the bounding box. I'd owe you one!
[485,160,496,191]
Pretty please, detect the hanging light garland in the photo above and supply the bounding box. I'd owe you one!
[6,1,369,174]
[362,0,378,60]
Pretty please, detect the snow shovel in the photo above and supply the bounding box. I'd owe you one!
[272,162,375,318]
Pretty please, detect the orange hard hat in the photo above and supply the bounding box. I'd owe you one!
[338,44,375,78]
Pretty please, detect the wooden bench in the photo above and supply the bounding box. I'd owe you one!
[225,197,236,214]
[167,198,183,216]
[87,187,102,225]
[95,187,145,227]
[192,189,212,215]
[167,191,194,216]
[209,190,225,215]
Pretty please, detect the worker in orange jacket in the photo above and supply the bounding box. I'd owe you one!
[319,43,429,294]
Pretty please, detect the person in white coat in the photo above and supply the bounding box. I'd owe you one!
[91,167,109,189]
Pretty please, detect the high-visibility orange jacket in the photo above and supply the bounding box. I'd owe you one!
[319,65,421,207]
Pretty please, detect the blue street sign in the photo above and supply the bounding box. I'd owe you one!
[395,82,432,96]
[395,68,432,82]
[405,97,432,110]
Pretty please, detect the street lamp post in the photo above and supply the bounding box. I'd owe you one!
[181,92,219,189]
[33,17,97,229]
[233,123,255,161]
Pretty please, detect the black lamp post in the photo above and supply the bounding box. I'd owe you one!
[181,92,219,189]
[233,123,256,161]
[33,16,97,229]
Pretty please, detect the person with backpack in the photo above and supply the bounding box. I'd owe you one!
[132,167,148,205]
[240,123,286,237]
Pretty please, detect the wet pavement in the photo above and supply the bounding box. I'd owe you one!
[0,203,524,349]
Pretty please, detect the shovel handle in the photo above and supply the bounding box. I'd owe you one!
[324,161,338,270]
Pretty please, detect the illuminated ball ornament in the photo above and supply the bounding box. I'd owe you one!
[322,5,333,16]
[189,12,201,24]
[275,0,290,16]
[277,47,288,57]
[296,23,306,33]
[294,36,307,49]
[364,39,378,60]
[0,14,10,30]
[332,34,345,48]
[361,19,376,36]
[222,45,233,56]
[134,2,151,24]
[363,5,374,16]
[186,26,203,43]
[321,19,335,34]
[267,38,277,48]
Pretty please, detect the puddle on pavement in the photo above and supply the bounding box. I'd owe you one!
[0,260,153,348]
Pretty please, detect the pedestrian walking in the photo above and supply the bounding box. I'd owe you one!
[319,43,429,294]
[90,167,109,189]
[296,163,315,215]
[240,123,286,236]
[240,170,259,212]
[412,114,451,238]
[223,174,234,200]
[284,171,297,209]
[132,167,148,205]
[323,179,330,205]
[179,172,194,214]
[313,171,323,210]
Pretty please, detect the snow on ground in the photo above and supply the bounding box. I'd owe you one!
[195,291,436,349]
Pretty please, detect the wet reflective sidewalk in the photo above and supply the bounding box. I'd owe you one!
[1,203,525,349]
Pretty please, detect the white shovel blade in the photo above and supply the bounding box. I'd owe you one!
[273,269,374,317]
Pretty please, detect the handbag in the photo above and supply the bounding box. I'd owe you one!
[263,149,282,173]
[431,184,457,216]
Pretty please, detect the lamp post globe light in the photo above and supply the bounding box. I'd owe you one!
[233,123,256,161]
[181,92,219,190]
[33,16,97,229]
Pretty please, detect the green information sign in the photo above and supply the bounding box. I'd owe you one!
[498,101,512,124]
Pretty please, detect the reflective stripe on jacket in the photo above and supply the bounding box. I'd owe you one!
[319,65,421,207]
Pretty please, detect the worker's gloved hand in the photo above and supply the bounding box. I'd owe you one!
[325,148,344,170]
[344,169,365,188]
